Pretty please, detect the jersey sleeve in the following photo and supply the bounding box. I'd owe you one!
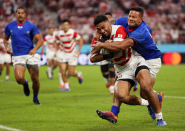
[129,31,145,45]
[73,31,81,40]
[31,24,40,36]
[4,24,11,36]
[43,37,47,45]
[55,35,60,44]
[115,17,128,28]
[114,26,127,41]
[146,25,153,35]
[91,38,96,45]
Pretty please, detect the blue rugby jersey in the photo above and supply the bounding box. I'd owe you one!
[115,17,161,60]
[5,20,39,56]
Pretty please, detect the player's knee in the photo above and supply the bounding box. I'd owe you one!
[116,91,129,103]
[16,77,25,84]
[109,68,115,72]
[102,72,109,79]
[140,82,152,93]
[31,76,39,83]
[68,71,75,76]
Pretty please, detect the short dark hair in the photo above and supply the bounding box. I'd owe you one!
[61,19,70,24]
[16,7,26,13]
[130,6,144,16]
[94,15,108,26]
[105,13,112,16]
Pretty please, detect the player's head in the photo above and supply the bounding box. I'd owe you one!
[105,13,112,21]
[16,7,26,23]
[61,19,70,32]
[94,15,111,40]
[48,27,54,35]
[128,6,144,29]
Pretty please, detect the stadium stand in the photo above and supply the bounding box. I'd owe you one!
[0,0,185,44]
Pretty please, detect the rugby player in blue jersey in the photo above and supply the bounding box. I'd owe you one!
[92,7,166,126]
[4,7,43,105]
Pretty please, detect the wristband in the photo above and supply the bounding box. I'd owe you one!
[103,53,114,60]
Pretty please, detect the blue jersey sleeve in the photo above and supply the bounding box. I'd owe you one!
[115,17,128,28]
[129,31,145,45]
[31,25,40,36]
[4,24,11,36]
[146,25,153,35]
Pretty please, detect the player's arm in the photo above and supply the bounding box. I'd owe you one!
[76,37,83,57]
[40,38,47,57]
[3,34,12,54]
[54,35,60,57]
[29,33,43,55]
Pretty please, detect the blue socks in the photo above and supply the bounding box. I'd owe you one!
[158,94,162,102]
[33,94,38,100]
[23,80,28,86]
[111,105,120,116]
[134,82,138,87]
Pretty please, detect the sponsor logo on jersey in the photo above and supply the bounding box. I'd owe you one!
[17,26,23,30]
[118,34,122,38]
[27,31,30,34]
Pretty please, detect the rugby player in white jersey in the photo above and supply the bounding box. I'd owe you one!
[0,33,11,81]
[90,15,166,126]
[41,27,58,79]
[55,19,83,91]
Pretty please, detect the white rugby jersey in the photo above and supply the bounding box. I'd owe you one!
[55,29,81,53]
[44,32,57,52]
[108,25,132,67]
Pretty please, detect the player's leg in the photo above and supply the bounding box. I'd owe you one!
[46,59,53,79]
[100,62,109,87]
[58,62,64,88]
[136,66,166,125]
[28,66,41,104]
[96,80,149,123]
[14,64,30,96]
[67,53,83,84]
[0,55,4,76]
[60,62,70,91]
[5,62,10,81]
[67,65,83,84]
[108,63,115,94]
[0,64,4,76]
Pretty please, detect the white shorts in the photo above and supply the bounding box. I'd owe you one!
[116,55,148,84]
[46,50,56,60]
[146,58,161,78]
[57,51,78,66]
[0,53,11,64]
[12,54,39,68]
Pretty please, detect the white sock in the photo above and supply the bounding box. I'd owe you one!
[64,82,70,89]
[156,112,163,120]
[6,76,9,80]
[48,67,52,78]
[141,99,149,106]
[58,73,64,85]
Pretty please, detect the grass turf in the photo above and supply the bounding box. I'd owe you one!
[0,64,185,131]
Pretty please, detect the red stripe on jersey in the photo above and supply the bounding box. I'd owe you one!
[64,45,75,53]
[118,59,129,66]
[60,34,71,37]
[63,41,72,44]
[63,41,74,49]
[91,38,96,45]
[44,38,46,41]
[73,31,78,38]
[56,35,60,40]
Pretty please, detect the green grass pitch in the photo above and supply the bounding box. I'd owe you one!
[0,64,185,131]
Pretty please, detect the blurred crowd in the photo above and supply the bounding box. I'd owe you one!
[0,0,185,44]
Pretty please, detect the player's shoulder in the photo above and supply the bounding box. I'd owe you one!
[5,20,17,27]
[68,28,76,33]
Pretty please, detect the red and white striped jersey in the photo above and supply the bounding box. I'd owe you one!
[55,29,81,53]
[44,32,57,52]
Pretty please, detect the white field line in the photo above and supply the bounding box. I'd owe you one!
[0,125,22,131]
[0,80,32,85]
[164,96,185,99]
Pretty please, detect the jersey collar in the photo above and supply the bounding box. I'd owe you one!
[17,20,26,25]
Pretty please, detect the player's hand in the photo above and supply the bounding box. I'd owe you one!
[6,47,13,54]
[76,51,80,57]
[94,31,102,41]
[29,49,36,55]
[54,51,57,57]
[91,41,102,54]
